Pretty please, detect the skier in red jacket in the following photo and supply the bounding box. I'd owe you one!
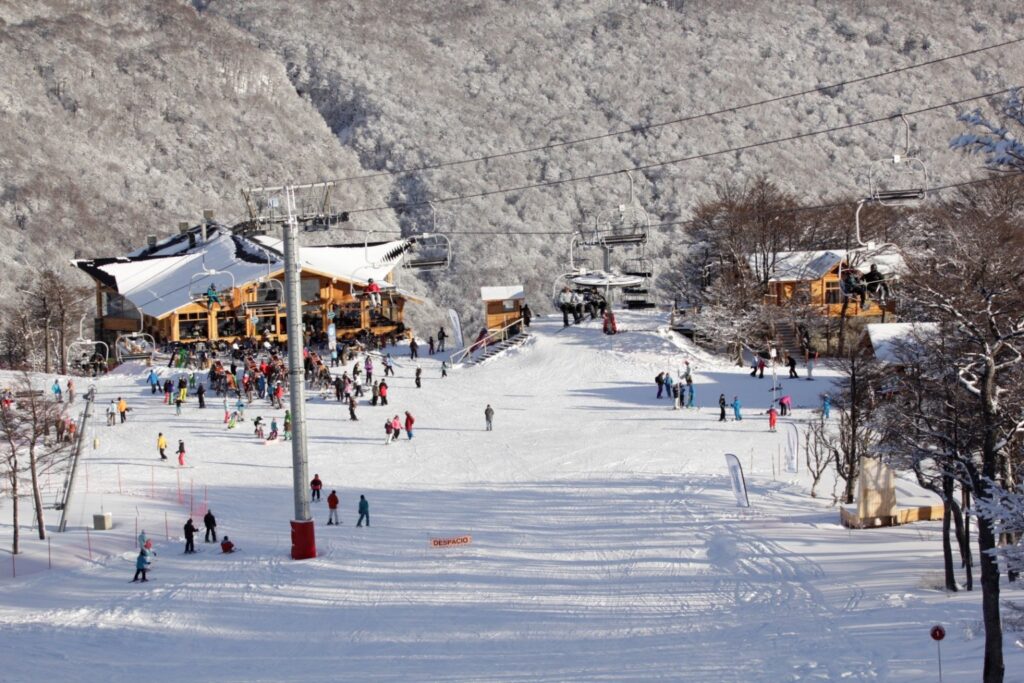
[404,411,415,440]
[327,490,340,525]
[366,278,381,308]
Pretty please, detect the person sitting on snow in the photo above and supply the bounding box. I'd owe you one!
[220,536,235,554]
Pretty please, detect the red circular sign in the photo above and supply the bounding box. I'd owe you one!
[930,625,946,641]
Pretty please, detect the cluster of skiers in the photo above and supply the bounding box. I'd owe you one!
[311,475,371,527]
[655,361,696,409]
[133,509,236,582]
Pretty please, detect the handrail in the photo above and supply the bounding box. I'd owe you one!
[57,385,95,531]
[450,318,524,366]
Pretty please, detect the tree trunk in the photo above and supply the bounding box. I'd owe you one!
[979,360,1004,683]
[28,446,46,541]
[9,472,19,555]
[43,318,51,374]
[951,488,973,591]
[941,474,957,592]
[837,297,850,356]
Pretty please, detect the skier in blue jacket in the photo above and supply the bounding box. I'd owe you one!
[731,396,742,421]
[132,549,150,582]
[147,370,160,394]
[822,394,831,420]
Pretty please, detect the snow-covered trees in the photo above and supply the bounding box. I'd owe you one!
[0,374,75,553]
[951,88,1024,173]
[888,183,1024,683]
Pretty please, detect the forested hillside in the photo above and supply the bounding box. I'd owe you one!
[1,0,1021,331]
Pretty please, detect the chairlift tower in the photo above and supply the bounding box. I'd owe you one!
[241,181,332,561]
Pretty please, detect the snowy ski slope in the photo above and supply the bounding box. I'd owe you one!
[0,312,1020,682]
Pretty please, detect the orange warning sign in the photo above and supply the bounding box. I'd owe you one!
[430,535,472,548]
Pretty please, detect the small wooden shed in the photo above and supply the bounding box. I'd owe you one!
[480,285,525,332]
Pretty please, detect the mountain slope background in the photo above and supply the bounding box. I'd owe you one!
[1,0,1021,332]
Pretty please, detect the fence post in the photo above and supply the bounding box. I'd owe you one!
[176,470,182,504]
[86,528,93,561]
[48,536,52,570]
[117,465,122,495]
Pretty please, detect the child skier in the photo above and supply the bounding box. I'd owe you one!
[177,440,187,467]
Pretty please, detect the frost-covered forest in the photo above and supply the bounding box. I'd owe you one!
[0,0,1021,331]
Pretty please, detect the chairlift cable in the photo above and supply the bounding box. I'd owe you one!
[326,37,1024,183]
[342,86,1019,216]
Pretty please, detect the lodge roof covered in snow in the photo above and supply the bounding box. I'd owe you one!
[865,322,938,364]
[480,285,526,301]
[748,247,905,283]
[72,224,416,320]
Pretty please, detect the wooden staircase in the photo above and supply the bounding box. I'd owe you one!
[462,332,532,367]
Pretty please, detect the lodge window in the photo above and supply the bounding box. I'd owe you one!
[824,281,843,305]
[179,312,210,339]
[217,312,245,338]
[334,303,362,329]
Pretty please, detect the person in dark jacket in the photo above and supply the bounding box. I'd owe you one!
[310,474,323,502]
[183,518,198,553]
[415,366,422,388]
[484,404,494,431]
[786,353,798,379]
[220,536,235,554]
[203,509,217,543]
[197,383,206,409]
[655,372,665,399]
[718,394,727,422]
[521,303,532,328]
[348,395,358,421]
[409,338,419,359]
[356,494,370,527]
[437,328,447,352]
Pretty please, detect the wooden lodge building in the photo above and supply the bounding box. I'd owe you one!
[72,224,424,346]
[749,248,904,319]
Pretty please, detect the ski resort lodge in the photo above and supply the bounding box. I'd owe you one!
[72,223,423,346]
[750,248,903,318]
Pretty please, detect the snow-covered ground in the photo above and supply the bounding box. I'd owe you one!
[1,312,1019,681]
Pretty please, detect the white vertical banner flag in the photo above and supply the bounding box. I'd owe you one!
[724,453,751,508]
[448,309,464,349]
[327,323,337,351]
[785,422,799,474]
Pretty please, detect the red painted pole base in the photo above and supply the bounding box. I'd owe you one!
[290,520,317,560]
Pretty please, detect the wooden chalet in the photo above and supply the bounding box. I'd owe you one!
[72,224,424,346]
[750,248,903,318]
[480,285,526,333]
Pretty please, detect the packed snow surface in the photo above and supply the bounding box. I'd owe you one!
[0,313,1018,681]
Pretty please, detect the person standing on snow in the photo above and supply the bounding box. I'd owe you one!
[51,379,62,402]
[133,549,151,582]
[767,405,779,432]
[428,336,435,355]
[183,518,198,554]
[197,382,206,409]
[379,380,389,406]
[117,396,129,423]
[391,415,402,443]
[663,372,674,401]
[327,490,340,525]
[404,411,415,440]
[157,433,168,461]
[356,495,369,527]
[484,404,494,431]
[437,327,447,352]
[106,399,117,426]
[415,365,422,388]
[163,379,173,404]
[148,369,160,394]
[177,440,187,467]
[283,410,292,440]
[310,474,323,502]
[409,338,419,360]
[731,396,743,421]
[822,394,831,420]
[383,354,395,377]
[655,372,665,399]
[364,356,374,385]
[786,353,798,379]
[718,394,727,422]
[203,509,217,543]
[348,395,358,421]
[384,418,394,445]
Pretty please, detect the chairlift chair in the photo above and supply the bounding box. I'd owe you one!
[595,170,650,248]
[404,233,451,270]
[115,330,156,363]
[67,313,109,374]
[188,258,236,308]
